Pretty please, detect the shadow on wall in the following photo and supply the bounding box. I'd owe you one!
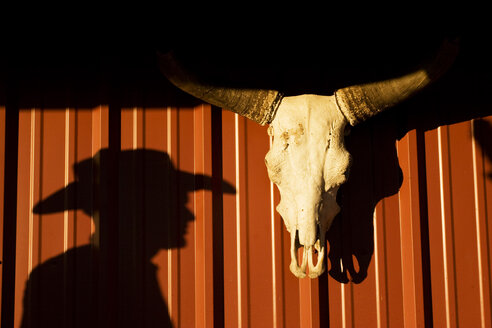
[21,149,235,328]
[326,112,403,284]
[474,119,492,179]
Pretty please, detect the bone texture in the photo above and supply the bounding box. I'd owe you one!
[266,95,351,278]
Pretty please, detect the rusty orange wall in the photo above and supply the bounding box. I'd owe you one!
[1,103,492,327]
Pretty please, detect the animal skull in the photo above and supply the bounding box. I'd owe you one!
[159,39,458,278]
[265,95,351,278]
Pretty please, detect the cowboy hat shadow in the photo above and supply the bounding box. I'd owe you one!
[21,149,235,328]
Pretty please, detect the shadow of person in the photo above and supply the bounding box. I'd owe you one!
[20,149,235,328]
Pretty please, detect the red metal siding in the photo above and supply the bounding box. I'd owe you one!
[1,103,492,327]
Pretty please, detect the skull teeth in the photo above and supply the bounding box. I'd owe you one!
[290,230,306,278]
[308,240,325,278]
[289,230,326,278]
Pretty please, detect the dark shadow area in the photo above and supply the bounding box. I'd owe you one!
[20,149,234,328]
[326,110,404,284]
[0,13,465,110]
[0,43,201,110]
[474,119,492,179]
[163,27,457,100]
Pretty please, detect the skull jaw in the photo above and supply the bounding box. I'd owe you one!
[289,228,326,278]
[286,195,342,278]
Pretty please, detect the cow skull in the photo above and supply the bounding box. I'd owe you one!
[159,39,458,278]
[265,95,350,277]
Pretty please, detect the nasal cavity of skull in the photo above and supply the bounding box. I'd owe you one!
[296,246,320,266]
[294,228,320,257]
[295,224,321,252]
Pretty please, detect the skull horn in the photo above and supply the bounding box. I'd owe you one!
[335,39,460,126]
[158,51,283,125]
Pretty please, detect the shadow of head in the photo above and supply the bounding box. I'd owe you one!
[33,149,235,254]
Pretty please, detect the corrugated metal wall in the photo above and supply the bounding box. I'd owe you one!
[1,101,492,327]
